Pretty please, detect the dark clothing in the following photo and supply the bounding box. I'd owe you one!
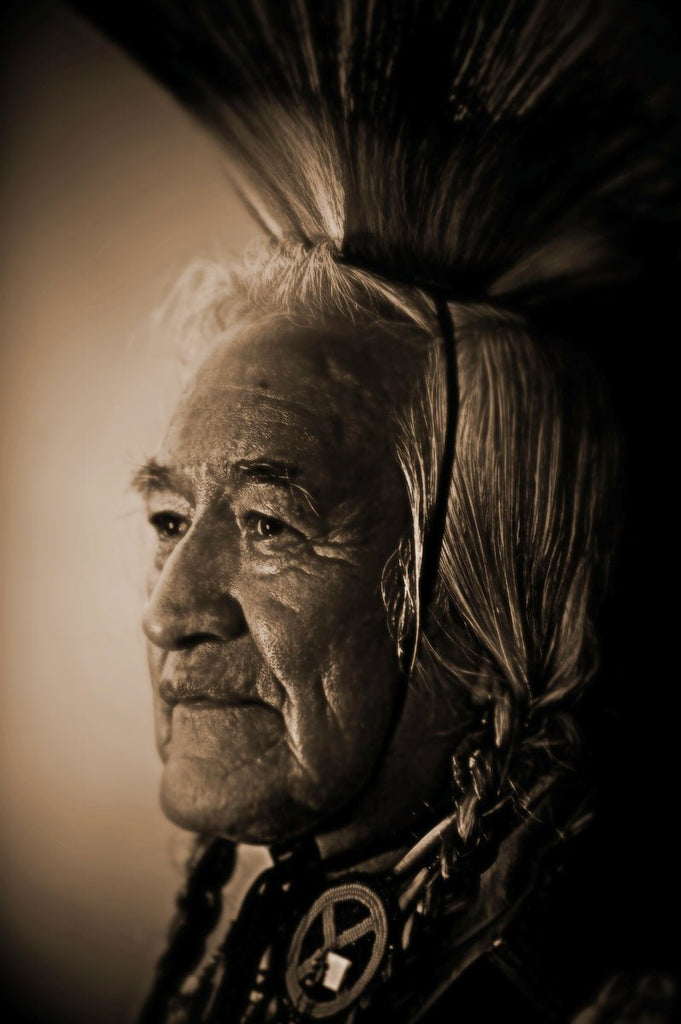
[168,817,677,1023]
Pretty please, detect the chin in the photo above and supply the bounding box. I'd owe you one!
[159,753,333,844]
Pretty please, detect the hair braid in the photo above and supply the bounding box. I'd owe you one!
[447,687,522,868]
[410,306,619,882]
[137,837,236,1024]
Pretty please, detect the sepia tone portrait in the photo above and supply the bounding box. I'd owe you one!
[1,1,679,1022]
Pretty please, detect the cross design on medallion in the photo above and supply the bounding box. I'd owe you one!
[284,881,390,1019]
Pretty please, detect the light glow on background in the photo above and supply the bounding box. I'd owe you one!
[0,4,263,1020]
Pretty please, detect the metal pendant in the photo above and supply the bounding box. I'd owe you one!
[283,880,391,1019]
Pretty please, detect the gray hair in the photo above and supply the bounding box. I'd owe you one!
[159,240,619,850]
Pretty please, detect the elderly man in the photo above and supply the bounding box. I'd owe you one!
[73,0,678,1021]
[128,245,618,1023]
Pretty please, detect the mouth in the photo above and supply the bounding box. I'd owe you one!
[159,677,269,710]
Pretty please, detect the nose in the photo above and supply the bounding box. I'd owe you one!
[142,519,246,652]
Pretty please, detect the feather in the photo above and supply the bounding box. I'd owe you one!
[71,0,678,303]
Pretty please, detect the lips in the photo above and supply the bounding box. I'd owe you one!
[159,674,266,708]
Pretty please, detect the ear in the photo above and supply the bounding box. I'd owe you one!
[381,535,418,675]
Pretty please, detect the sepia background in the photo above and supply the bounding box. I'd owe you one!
[1,3,264,1021]
[1,1,678,1022]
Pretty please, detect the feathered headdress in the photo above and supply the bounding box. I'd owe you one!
[72,0,676,305]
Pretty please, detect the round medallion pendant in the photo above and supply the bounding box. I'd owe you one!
[284,881,390,1019]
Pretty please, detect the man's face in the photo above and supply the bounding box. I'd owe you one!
[138,324,411,843]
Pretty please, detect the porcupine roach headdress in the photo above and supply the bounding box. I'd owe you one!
[72,0,676,1016]
[75,0,676,788]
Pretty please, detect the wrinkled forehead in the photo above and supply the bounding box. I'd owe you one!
[160,322,414,497]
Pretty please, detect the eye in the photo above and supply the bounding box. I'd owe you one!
[244,513,286,538]
[256,516,285,538]
[149,511,190,540]
[242,512,302,547]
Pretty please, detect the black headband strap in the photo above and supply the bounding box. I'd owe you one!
[337,249,462,636]
[420,294,459,616]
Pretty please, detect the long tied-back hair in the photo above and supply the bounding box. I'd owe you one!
[159,242,619,853]
[71,0,677,1015]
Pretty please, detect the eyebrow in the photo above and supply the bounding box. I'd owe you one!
[131,458,299,494]
[233,459,298,485]
[234,460,320,517]
[130,458,180,497]
[131,457,319,515]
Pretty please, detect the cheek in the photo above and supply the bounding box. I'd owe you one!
[238,564,400,763]
[242,560,394,681]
